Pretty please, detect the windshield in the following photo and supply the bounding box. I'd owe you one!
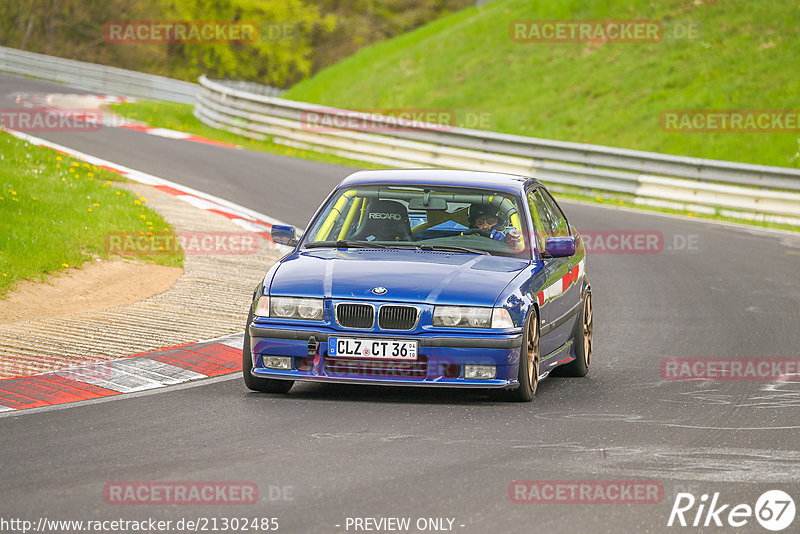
[303,184,530,258]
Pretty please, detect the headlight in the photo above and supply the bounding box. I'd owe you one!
[268,297,324,320]
[433,306,513,329]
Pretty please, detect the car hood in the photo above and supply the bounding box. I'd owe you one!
[269,249,528,306]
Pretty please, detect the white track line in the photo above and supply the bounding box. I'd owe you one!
[3,129,290,228]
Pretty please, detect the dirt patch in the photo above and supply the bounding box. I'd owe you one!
[0,259,182,324]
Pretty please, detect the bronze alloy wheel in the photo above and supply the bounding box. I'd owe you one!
[583,293,593,367]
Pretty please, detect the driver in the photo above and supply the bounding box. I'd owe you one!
[468,205,507,241]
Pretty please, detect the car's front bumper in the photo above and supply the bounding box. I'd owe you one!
[248,324,524,389]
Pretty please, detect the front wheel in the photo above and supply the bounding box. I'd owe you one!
[496,310,539,402]
[242,309,294,394]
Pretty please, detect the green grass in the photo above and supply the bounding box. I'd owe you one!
[0,131,182,297]
[111,101,384,170]
[285,0,800,169]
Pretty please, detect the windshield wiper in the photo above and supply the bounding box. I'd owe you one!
[305,240,387,249]
[415,244,490,255]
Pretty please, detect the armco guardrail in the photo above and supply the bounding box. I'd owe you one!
[0,46,198,103]
[196,75,800,225]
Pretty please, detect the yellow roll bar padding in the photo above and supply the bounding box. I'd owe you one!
[315,189,356,241]
[510,212,525,251]
[337,197,363,240]
[494,195,525,252]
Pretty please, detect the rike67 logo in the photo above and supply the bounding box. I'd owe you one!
[668,490,796,531]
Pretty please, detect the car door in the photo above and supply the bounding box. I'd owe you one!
[527,187,579,359]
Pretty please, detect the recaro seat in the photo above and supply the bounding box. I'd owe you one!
[350,199,413,242]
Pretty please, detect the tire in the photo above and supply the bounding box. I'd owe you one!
[242,309,294,394]
[553,291,592,377]
[495,310,539,402]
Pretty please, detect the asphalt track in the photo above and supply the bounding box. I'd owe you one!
[2,75,800,533]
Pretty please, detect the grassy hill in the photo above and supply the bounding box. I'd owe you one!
[285,0,800,169]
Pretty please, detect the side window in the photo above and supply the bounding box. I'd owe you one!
[526,189,552,250]
[540,190,571,238]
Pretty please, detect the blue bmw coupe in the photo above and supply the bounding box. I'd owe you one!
[244,170,592,401]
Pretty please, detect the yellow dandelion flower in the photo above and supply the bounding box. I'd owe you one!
[88,208,93,212]
[87,172,93,177]
[116,191,121,195]
[56,164,60,168]
[62,263,69,268]
[1,274,6,277]
[140,197,146,202]
[72,162,79,167]
[12,198,19,202]
[56,156,62,161]
[139,231,145,236]
[146,221,153,226]
[140,214,146,220]
[106,181,111,185]
[595,195,603,201]
[93,203,99,207]
[83,163,90,168]
[134,200,141,206]
[146,231,152,236]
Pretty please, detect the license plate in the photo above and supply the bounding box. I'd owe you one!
[328,337,418,360]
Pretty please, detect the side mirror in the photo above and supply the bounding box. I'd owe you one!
[544,236,576,258]
[271,224,298,246]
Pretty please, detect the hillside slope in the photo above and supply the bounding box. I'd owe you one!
[285,0,800,168]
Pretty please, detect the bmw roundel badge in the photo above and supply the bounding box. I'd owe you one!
[372,287,388,295]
